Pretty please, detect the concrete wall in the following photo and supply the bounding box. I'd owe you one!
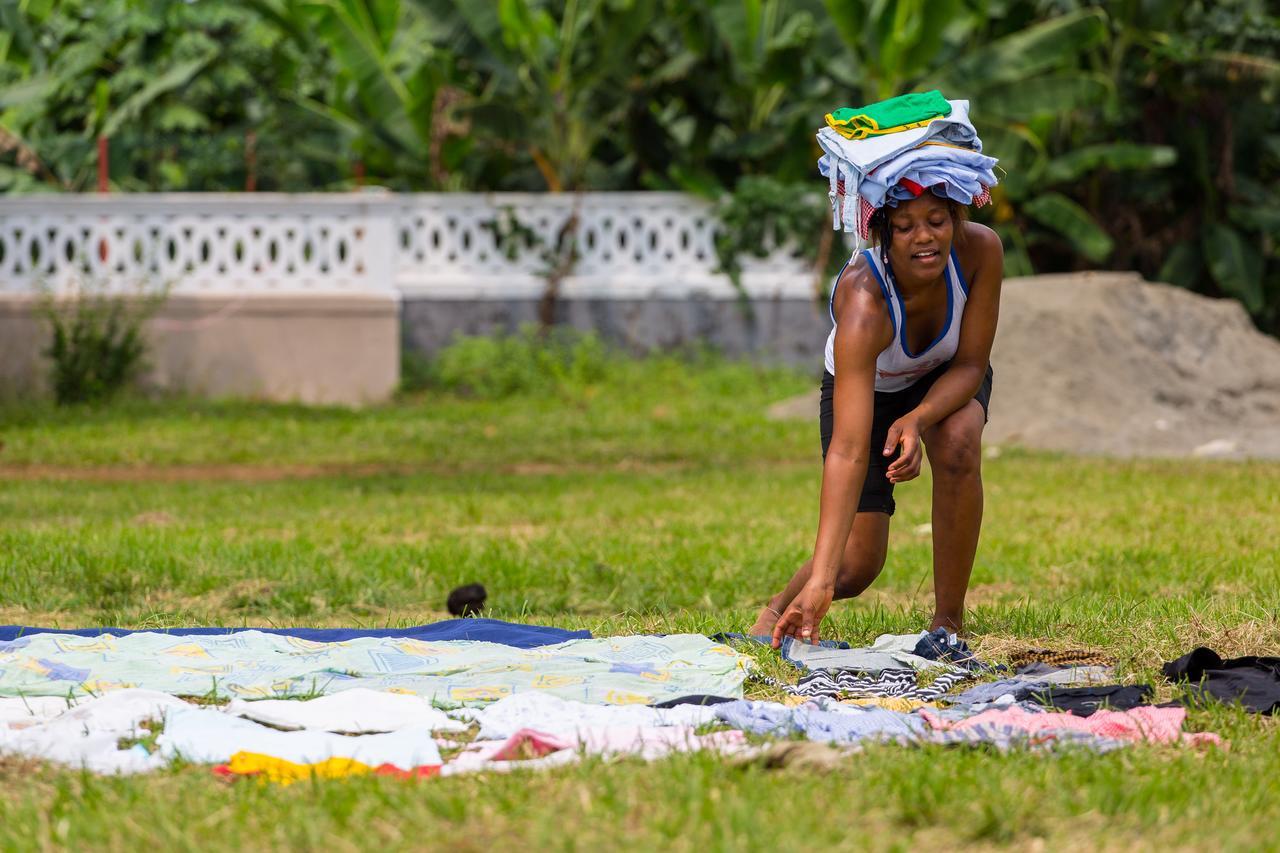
[1,293,400,406]
[2,291,827,405]
[401,295,832,367]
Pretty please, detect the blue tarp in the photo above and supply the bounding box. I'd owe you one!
[0,618,590,649]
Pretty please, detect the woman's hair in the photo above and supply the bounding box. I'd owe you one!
[868,196,968,269]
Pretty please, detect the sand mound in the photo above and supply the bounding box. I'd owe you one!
[768,272,1280,459]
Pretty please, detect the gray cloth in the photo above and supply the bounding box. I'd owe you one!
[950,665,1113,705]
[787,633,964,674]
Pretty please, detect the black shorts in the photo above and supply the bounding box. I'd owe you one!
[819,361,993,516]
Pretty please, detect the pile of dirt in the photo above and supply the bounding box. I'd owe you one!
[769,272,1280,459]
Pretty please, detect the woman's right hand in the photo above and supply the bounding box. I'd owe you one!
[770,580,834,648]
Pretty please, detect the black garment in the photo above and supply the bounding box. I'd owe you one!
[1162,647,1280,715]
[650,695,738,708]
[819,360,993,516]
[1031,684,1154,717]
[446,583,486,616]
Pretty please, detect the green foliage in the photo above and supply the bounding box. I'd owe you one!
[40,286,164,405]
[713,175,839,294]
[0,0,341,191]
[432,326,612,398]
[1,0,1278,331]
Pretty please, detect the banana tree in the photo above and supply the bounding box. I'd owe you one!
[818,5,1176,276]
[245,0,471,189]
[410,0,659,325]
[0,0,332,192]
[1103,0,1280,330]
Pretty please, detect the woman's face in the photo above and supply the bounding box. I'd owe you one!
[885,195,954,278]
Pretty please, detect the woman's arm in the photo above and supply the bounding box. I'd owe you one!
[772,266,891,646]
[884,224,1004,483]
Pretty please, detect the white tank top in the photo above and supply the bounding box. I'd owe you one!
[824,247,970,392]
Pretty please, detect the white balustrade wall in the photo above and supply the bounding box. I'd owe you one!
[0,192,815,299]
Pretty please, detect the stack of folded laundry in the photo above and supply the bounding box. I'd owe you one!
[816,89,999,239]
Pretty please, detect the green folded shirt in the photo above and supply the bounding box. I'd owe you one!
[825,90,952,140]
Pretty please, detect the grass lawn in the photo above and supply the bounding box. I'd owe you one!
[0,355,1277,850]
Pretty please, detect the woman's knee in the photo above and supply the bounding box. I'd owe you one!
[833,546,888,598]
[926,406,983,480]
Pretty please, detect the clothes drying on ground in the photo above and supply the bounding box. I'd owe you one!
[225,688,468,734]
[156,706,444,767]
[784,667,973,702]
[839,696,936,713]
[460,692,719,741]
[911,628,993,672]
[926,699,1049,723]
[919,705,1222,748]
[0,619,589,648]
[784,633,966,674]
[714,699,925,744]
[650,694,739,708]
[0,631,749,706]
[949,665,1114,705]
[710,633,851,670]
[782,693,937,713]
[442,725,747,775]
[1030,684,1154,717]
[214,751,441,785]
[1163,647,1280,716]
[0,689,187,774]
[0,695,79,727]
[922,723,1129,753]
[1007,648,1112,669]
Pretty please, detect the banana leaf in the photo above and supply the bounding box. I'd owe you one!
[1023,192,1114,262]
[1203,223,1264,313]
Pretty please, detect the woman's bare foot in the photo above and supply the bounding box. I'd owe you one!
[748,602,784,636]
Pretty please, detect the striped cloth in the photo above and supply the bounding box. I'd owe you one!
[756,667,974,703]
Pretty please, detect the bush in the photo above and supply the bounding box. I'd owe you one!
[432,326,613,399]
[40,285,165,405]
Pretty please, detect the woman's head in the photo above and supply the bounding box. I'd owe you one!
[868,192,967,276]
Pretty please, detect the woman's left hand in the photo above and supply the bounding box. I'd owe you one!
[884,415,923,483]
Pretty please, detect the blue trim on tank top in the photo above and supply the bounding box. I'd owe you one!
[950,247,969,296]
[862,249,899,338]
[827,258,851,326]
[888,254,955,359]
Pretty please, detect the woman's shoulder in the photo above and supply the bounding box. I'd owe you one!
[957,221,1003,271]
[833,252,894,337]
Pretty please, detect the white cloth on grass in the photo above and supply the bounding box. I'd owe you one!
[0,689,186,774]
[156,706,443,768]
[226,688,468,734]
[0,695,80,728]
[461,692,720,741]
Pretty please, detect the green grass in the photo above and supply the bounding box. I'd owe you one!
[1,355,1278,850]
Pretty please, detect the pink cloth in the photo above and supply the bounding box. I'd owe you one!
[491,728,573,761]
[921,706,1222,747]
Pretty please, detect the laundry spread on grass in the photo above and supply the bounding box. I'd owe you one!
[0,630,749,706]
[0,619,589,648]
[0,620,1241,781]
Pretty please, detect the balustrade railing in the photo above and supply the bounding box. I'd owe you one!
[0,192,814,298]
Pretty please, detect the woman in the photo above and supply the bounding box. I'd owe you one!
[750,190,1003,646]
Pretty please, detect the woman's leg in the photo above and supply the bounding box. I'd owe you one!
[748,512,891,635]
[922,399,986,632]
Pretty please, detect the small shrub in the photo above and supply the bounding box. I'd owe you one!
[398,349,436,395]
[432,326,613,398]
[40,283,166,406]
